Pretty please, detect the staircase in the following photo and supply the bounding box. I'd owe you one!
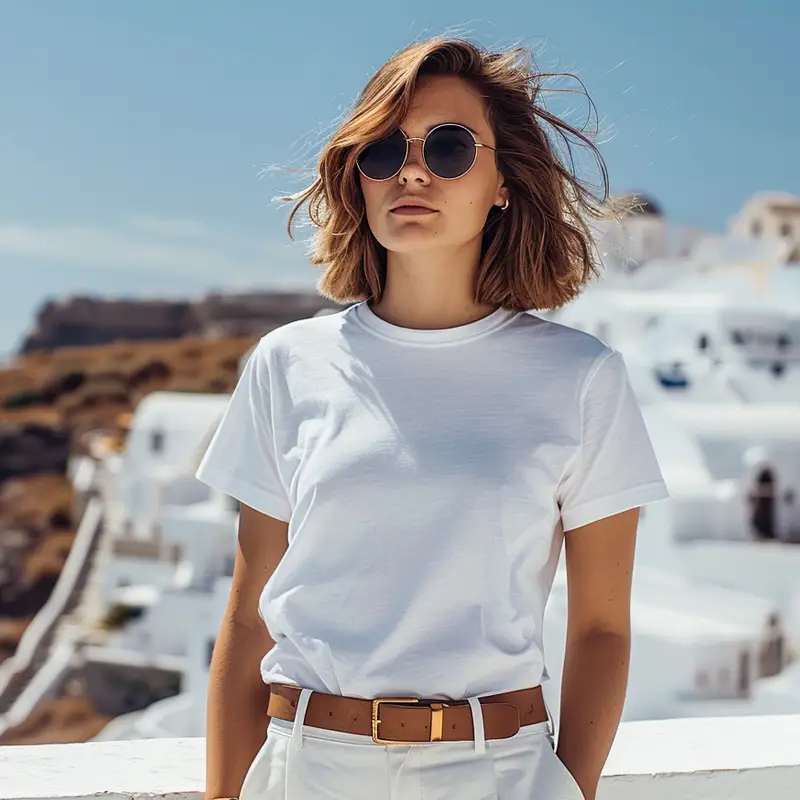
[0,496,105,716]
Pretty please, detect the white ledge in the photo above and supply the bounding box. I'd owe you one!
[604,714,800,775]
[2,715,800,800]
[1,738,204,800]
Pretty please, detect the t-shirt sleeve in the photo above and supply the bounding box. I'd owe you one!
[558,349,669,532]
[195,341,292,522]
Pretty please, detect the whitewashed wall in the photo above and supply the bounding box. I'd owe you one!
[3,716,800,800]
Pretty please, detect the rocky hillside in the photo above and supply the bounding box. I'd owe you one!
[0,334,257,663]
[0,290,337,664]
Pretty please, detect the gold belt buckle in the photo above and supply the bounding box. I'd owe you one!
[371,697,446,745]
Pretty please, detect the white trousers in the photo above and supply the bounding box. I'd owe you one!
[240,689,585,800]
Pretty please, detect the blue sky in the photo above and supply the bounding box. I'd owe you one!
[0,0,796,353]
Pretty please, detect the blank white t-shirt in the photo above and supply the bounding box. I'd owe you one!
[196,302,669,700]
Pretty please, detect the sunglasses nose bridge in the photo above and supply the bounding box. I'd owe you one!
[399,136,429,178]
[405,136,425,161]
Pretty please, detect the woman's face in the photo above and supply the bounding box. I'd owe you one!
[359,75,508,257]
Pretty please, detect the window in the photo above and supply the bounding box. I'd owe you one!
[150,429,165,454]
[697,333,710,352]
[749,467,777,540]
[738,651,751,696]
[780,221,792,238]
[695,670,709,691]
[751,220,762,237]
[718,667,731,690]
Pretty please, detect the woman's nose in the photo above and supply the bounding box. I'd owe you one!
[397,138,431,185]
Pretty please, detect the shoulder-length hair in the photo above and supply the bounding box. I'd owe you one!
[286,37,615,311]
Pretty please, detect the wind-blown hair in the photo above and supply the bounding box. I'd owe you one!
[286,37,614,310]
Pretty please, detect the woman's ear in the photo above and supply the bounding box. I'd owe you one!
[495,184,509,209]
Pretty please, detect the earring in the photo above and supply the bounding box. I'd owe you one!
[500,198,509,211]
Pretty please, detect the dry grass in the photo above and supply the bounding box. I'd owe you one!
[0,334,257,407]
[0,407,62,426]
[0,695,112,745]
[0,475,74,526]
[24,531,76,582]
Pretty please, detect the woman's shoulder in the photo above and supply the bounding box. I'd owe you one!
[252,305,353,361]
[514,311,615,373]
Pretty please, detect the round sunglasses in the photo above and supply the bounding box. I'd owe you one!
[356,123,497,181]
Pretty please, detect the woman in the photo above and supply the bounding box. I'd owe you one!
[196,37,669,800]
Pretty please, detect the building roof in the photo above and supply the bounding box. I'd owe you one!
[130,391,230,433]
[664,403,800,441]
[630,572,773,645]
[738,191,800,213]
[122,391,231,476]
[666,266,800,315]
[552,561,769,645]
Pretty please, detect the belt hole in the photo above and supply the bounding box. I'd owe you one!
[329,711,333,717]
[291,701,296,708]
[353,716,358,723]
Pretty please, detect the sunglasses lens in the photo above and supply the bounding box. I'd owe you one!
[424,125,477,179]
[357,129,407,180]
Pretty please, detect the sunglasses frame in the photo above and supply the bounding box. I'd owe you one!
[356,122,497,182]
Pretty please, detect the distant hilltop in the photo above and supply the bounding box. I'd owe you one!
[19,291,341,355]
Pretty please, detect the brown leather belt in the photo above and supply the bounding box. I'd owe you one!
[268,683,548,745]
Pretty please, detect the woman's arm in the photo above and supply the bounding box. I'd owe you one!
[556,507,639,800]
[205,503,289,800]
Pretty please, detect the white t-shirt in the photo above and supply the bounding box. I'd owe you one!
[196,302,669,700]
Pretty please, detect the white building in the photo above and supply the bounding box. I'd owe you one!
[543,500,793,726]
[729,192,800,263]
[115,392,231,538]
[653,403,800,544]
[95,391,240,671]
[638,404,800,646]
[554,288,800,402]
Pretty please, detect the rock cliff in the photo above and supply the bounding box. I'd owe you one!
[20,291,339,353]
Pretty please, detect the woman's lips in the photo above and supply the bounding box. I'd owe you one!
[390,205,437,215]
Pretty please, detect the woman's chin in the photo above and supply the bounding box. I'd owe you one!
[379,227,459,254]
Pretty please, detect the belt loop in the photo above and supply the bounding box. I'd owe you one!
[543,691,556,746]
[467,697,486,755]
[290,688,313,751]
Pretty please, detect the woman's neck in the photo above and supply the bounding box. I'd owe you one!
[370,243,497,330]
